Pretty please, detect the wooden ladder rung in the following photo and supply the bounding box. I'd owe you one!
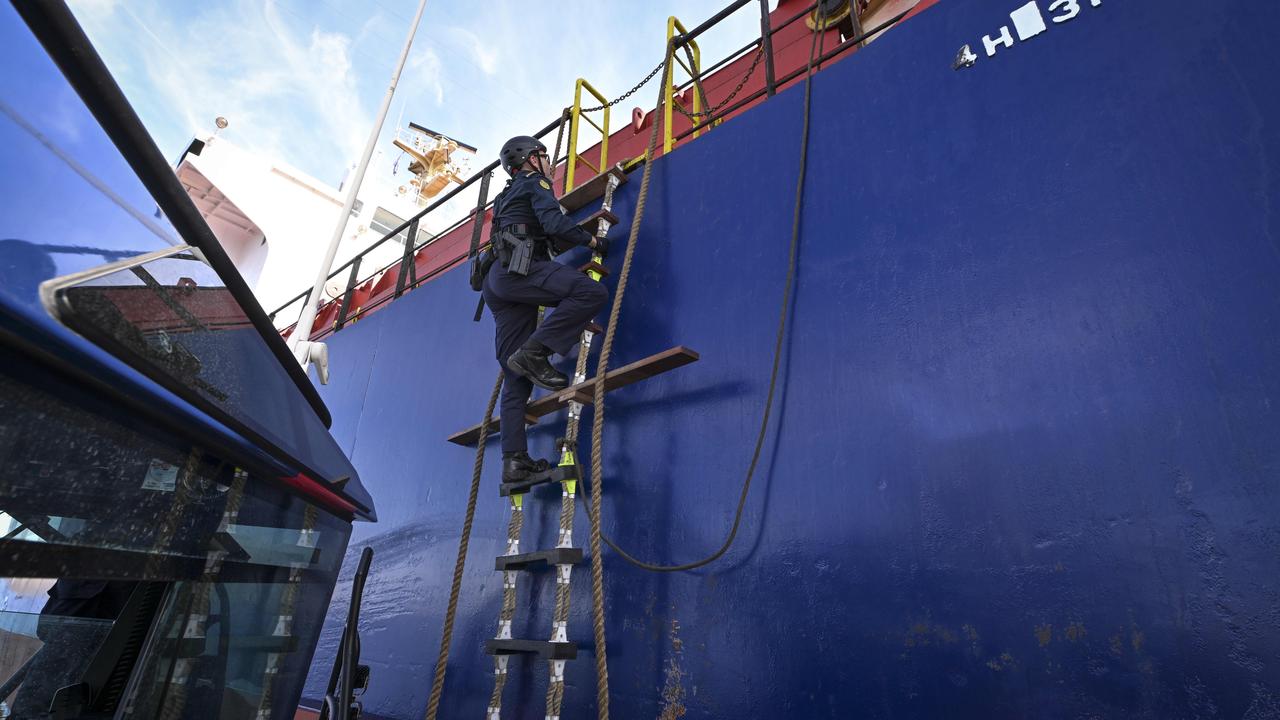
[447,345,700,446]
[548,345,698,406]
[565,388,594,406]
[577,208,621,235]
[559,164,629,213]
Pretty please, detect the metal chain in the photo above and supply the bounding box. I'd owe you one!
[579,58,667,113]
[672,45,765,121]
[550,107,570,193]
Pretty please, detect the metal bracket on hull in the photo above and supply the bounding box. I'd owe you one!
[953,44,978,69]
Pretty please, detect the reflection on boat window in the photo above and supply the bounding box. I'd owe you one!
[39,247,344,477]
[0,607,115,717]
[50,249,264,420]
[125,576,336,719]
[0,351,340,575]
[1,348,351,718]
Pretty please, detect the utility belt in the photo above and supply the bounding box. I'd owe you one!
[494,223,550,276]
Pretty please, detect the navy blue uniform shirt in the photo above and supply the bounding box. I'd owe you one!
[492,170,594,251]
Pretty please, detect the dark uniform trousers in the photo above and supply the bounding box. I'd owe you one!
[481,254,606,450]
[483,257,608,453]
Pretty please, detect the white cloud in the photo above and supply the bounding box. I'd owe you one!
[449,27,499,75]
[68,0,782,201]
[62,0,792,303]
[405,45,445,105]
[69,0,391,184]
[65,0,120,18]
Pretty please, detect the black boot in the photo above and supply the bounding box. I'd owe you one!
[502,451,551,482]
[506,340,569,391]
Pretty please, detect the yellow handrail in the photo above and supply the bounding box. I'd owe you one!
[664,15,705,154]
[567,78,610,192]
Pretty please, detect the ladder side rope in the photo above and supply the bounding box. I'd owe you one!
[425,110,569,720]
[583,6,826,575]
[542,173,617,720]
[581,37,676,720]
[423,370,504,720]
[425,12,830,715]
[486,488,522,719]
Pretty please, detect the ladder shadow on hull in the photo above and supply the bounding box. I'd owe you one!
[521,379,750,445]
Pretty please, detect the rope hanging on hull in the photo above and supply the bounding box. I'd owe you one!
[580,11,824,712]
[423,6,833,715]
[583,2,827,574]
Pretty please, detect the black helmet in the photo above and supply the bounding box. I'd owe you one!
[499,135,546,175]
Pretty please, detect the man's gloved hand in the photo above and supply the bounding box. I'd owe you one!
[590,234,610,257]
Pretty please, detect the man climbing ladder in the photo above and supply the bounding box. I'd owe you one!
[482,135,612,484]
[423,0,845,711]
[479,142,627,720]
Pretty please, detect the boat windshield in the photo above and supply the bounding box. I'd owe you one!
[39,246,348,486]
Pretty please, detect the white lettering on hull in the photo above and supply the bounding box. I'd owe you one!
[983,25,1015,56]
[956,0,1102,70]
[1011,1,1048,40]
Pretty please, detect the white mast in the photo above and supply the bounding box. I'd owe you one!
[288,0,431,383]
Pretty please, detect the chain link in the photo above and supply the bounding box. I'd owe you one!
[578,58,668,113]
[579,39,765,126]
[672,45,765,122]
[550,107,570,191]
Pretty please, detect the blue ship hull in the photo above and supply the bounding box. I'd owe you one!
[304,0,1280,716]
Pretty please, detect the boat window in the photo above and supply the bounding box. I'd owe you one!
[0,3,177,310]
[1,356,234,565]
[0,359,351,717]
[122,575,337,719]
[0,354,349,583]
[369,206,407,241]
[39,246,339,475]
[370,206,433,248]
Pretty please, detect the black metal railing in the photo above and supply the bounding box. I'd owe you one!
[270,0,916,335]
[671,6,913,143]
[267,113,562,330]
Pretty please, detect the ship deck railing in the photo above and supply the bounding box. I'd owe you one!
[266,0,919,341]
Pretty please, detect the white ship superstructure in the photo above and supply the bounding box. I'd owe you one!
[175,122,472,319]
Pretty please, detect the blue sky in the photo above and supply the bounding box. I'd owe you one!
[67,0,766,191]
